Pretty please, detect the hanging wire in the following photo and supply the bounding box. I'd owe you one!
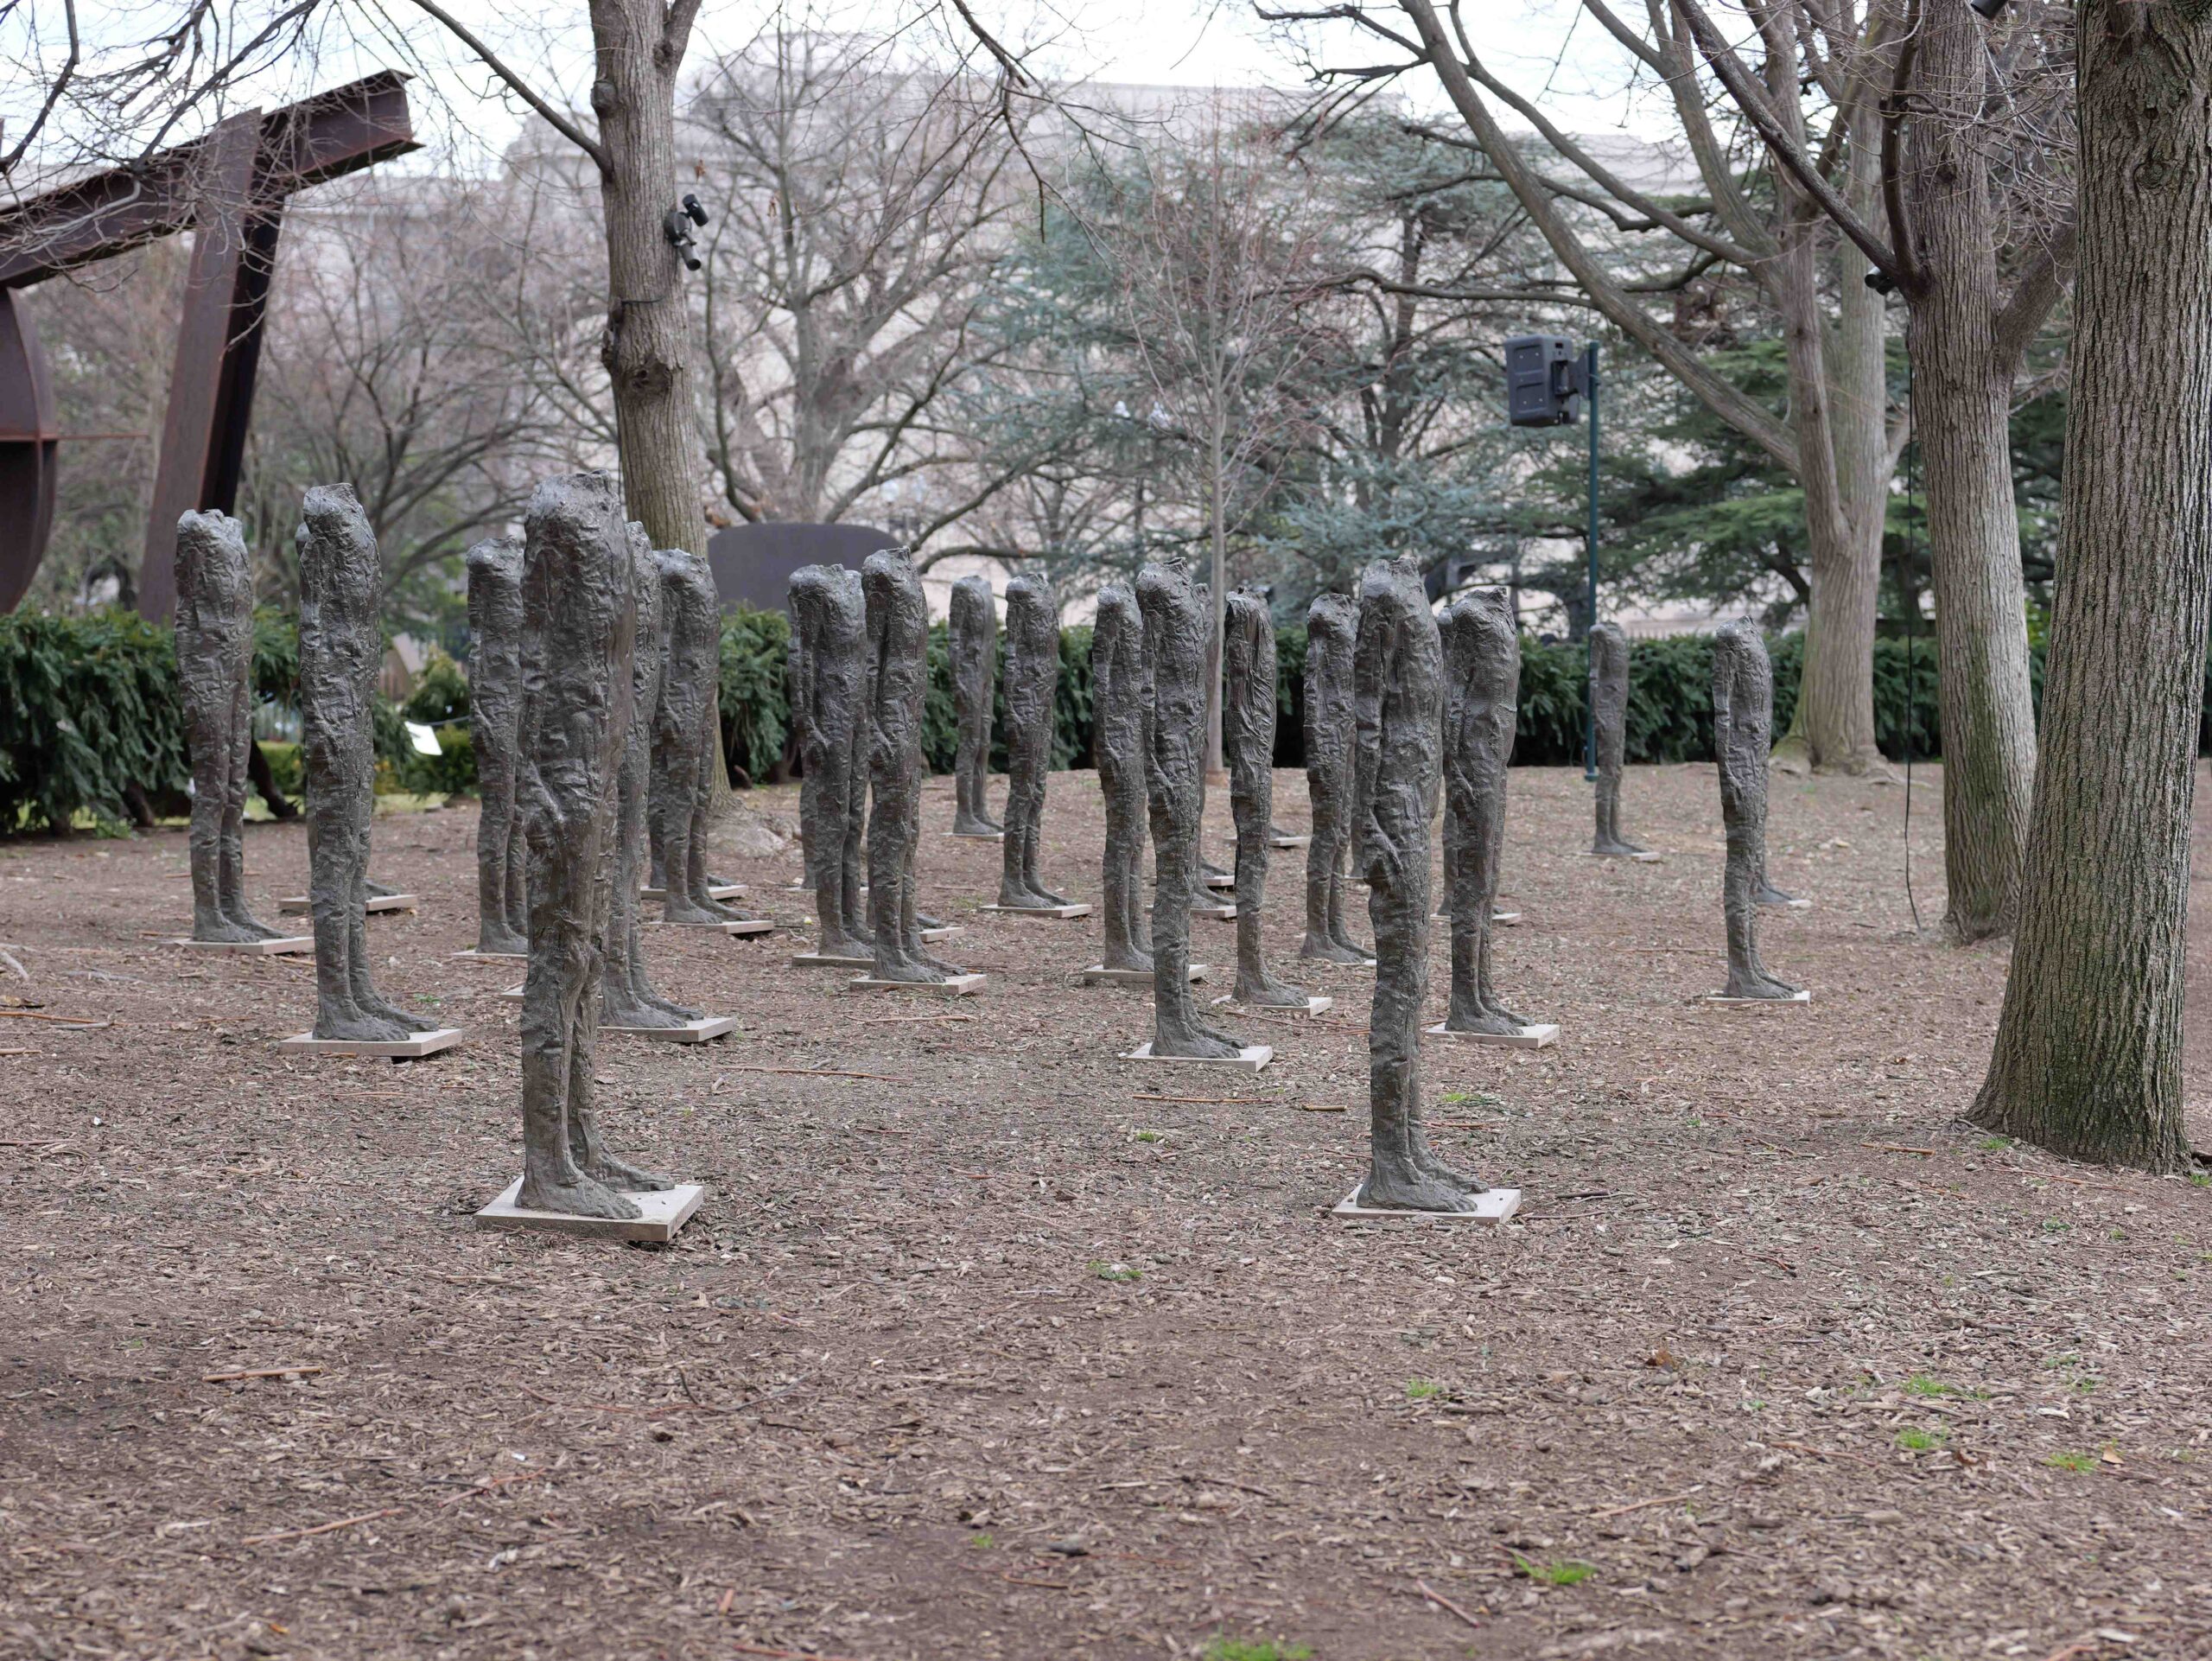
[1903,354,1923,934]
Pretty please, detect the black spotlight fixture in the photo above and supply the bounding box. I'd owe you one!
[1967,0,2008,18]
[664,194,710,271]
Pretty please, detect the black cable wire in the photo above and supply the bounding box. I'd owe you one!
[1903,356,1923,934]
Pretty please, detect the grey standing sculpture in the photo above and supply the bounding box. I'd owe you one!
[516,472,673,1219]
[1300,593,1370,964]
[1352,555,1490,1211]
[1223,587,1313,1007]
[996,573,1073,909]
[175,510,284,944]
[1587,620,1650,857]
[790,563,874,959]
[599,527,702,1030]
[1438,588,1537,1036]
[653,548,753,925]
[1713,622,1804,1000]
[863,547,970,983]
[296,486,435,1042]
[467,536,528,955]
[950,574,1002,837]
[1090,582,1153,975]
[1137,560,1249,1058]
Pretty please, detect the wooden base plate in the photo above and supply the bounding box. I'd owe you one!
[791,951,874,969]
[1705,989,1812,1005]
[1190,902,1236,921]
[949,829,1005,840]
[1078,964,1208,987]
[1268,833,1310,850]
[170,935,314,955]
[274,1026,466,1059]
[453,947,526,961]
[1214,994,1333,1017]
[1425,1021,1558,1048]
[849,973,986,996]
[642,882,746,901]
[1584,850,1666,862]
[649,918,776,936]
[1121,1041,1271,1071]
[979,902,1092,920]
[279,893,417,915]
[604,1015,734,1042]
[1200,871,1235,890]
[1332,1184,1521,1224]
[474,1178,703,1244]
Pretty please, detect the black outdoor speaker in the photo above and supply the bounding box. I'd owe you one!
[1505,334,1580,427]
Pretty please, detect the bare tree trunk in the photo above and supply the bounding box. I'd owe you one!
[588,0,733,807]
[1790,105,1890,777]
[1907,0,2038,940]
[1968,0,2212,1172]
[1205,393,1227,778]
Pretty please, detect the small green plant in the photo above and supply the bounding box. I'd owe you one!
[1514,1556,1595,1587]
[2047,1451,2096,1473]
[1132,1130,1165,1143]
[1979,1136,2012,1152]
[968,1531,995,1549]
[1092,1261,1143,1282]
[2190,1171,2210,1188]
[1897,1425,1948,1452]
[1404,1379,1444,1401]
[2041,1218,2071,1233]
[1202,1640,1313,1661]
[2072,1374,2101,1394]
[1904,1375,1957,1398]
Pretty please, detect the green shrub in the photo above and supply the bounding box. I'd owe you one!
[716,605,793,786]
[0,608,187,831]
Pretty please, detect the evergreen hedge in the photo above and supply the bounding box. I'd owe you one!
[0,605,2190,833]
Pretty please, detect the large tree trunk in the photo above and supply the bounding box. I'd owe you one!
[1766,53,1885,777]
[1906,0,2039,941]
[1791,117,1888,777]
[1967,0,2212,1172]
[589,0,734,806]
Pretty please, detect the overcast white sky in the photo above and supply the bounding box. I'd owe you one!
[5,0,1674,175]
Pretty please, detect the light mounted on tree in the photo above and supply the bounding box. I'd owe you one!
[664,194,710,271]
[1967,0,2008,17]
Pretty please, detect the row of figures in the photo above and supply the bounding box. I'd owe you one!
[169,475,1805,1229]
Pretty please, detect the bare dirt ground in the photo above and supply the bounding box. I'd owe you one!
[3,761,2209,1661]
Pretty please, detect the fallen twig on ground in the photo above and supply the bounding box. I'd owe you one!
[1415,1577,1483,1632]
[243,1506,403,1545]
[203,1365,323,1383]
[1589,1485,1705,1520]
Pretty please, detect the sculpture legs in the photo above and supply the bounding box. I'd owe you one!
[1300,799,1370,962]
[997,723,1067,907]
[474,725,526,954]
[519,898,670,1218]
[1098,761,1152,973]
[1592,773,1649,857]
[1724,823,1802,997]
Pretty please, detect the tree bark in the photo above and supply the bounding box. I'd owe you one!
[1968,0,2212,1173]
[1905,0,2039,940]
[1788,98,1889,777]
[588,0,730,803]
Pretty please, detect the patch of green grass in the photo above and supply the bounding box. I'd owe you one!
[1091,1261,1143,1282]
[2041,1218,2071,1233]
[968,1531,995,1549]
[2072,1374,2101,1394]
[1904,1374,1957,1398]
[1202,1640,1313,1661]
[1404,1378,1444,1401]
[1514,1556,1595,1587]
[1132,1130,1165,1143]
[1978,1136,2013,1152]
[2043,1352,2080,1369]
[2190,1171,2210,1189]
[1897,1425,1948,1452]
[2046,1451,2096,1473]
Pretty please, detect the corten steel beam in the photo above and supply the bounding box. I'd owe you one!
[0,73,416,615]
[136,111,267,624]
[0,72,418,292]
[0,290,59,612]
